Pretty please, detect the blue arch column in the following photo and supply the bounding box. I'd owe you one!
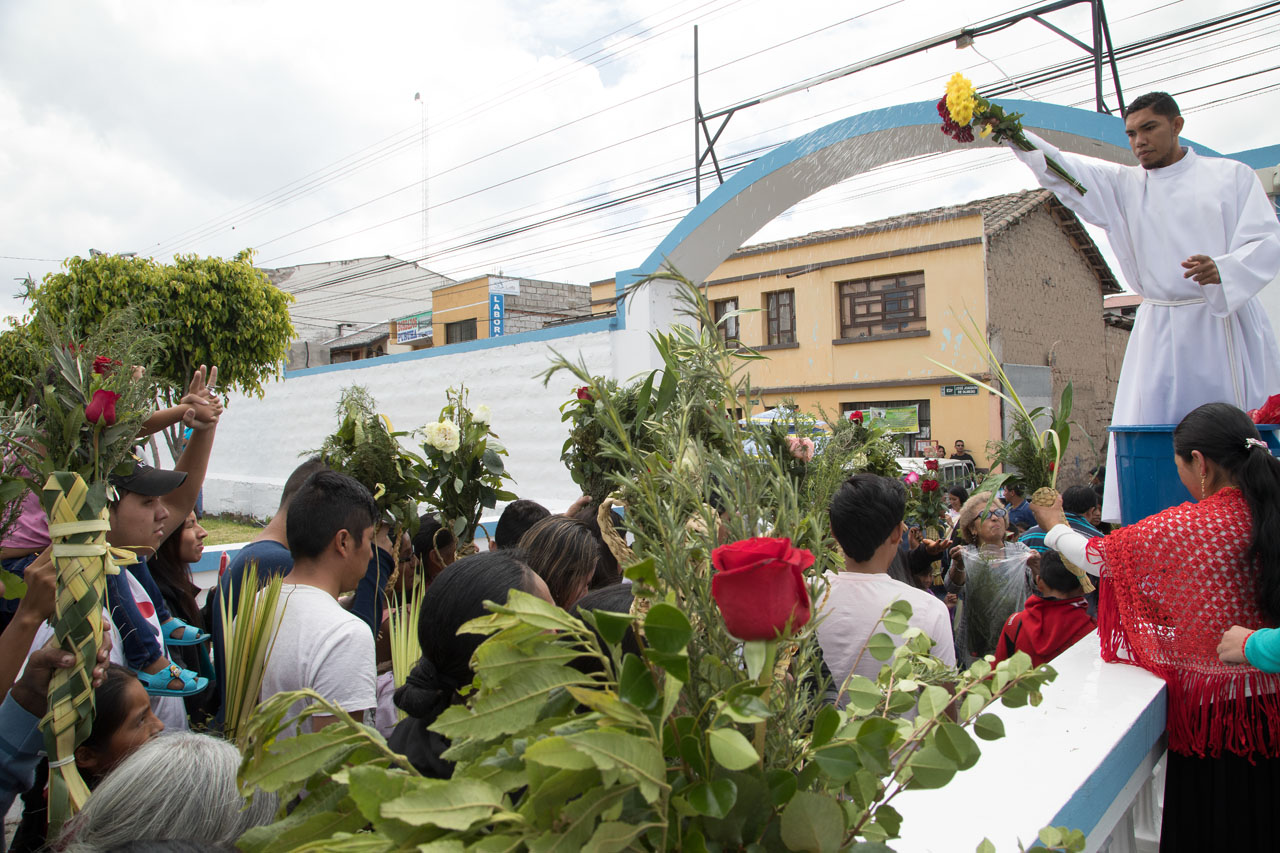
[608,99,1276,372]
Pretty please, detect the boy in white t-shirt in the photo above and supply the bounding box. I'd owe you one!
[819,474,956,699]
[260,470,379,736]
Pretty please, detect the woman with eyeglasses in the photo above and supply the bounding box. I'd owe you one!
[948,495,1038,665]
[1029,403,1280,852]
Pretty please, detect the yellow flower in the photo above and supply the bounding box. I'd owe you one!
[945,72,977,126]
[979,122,994,139]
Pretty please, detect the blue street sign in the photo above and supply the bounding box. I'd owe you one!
[489,293,505,337]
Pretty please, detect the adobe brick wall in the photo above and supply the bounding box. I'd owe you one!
[506,279,591,335]
[985,204,1118,483]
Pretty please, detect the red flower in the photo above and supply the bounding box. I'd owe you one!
[576,386,592,401]
[710,537,813,641]
[924,458,939,471]
[1049,462,1056,472]
[85,389,120,426]
[921,478,940,493]
[848,410,863,423]
[92,355,121,375]
[1252,394,1280,425]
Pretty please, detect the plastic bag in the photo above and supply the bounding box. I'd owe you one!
[962,541,1035,658]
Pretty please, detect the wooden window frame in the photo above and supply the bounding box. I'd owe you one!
[765,289,796,346]
[837,272,926,340]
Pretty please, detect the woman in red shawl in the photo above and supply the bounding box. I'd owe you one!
[1030,403,1280,853]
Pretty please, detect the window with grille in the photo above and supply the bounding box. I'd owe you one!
[765,289,796,345]
[837,272,926,339]
[445,318,477,344]
[712,297,740,346]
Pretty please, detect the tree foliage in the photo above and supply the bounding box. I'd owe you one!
[0,317,42,407]
[28,250,295,403]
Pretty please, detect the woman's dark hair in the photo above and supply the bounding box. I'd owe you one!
[570,502,621,589]
[150,520,202,627]
[518,515,601,607]
[1175,402,1280,621]
[947,485,970,505]
[411,512,455,564]
[572,583,642,676]
[78,665,142,761]
[395,551,539,724]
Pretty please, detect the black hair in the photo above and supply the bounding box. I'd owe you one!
[518,515,601,607]
[570,501,621,589]
[574,582,643,660]
[1061,484,1099,516]
[1037,551,1083,595]
[105,843,235,853]
[1004,482,1024,498]
[1174,403,1280,622]
[398,551,539,723]
[281,457,328,510]
[150,517,203,627]
[412,512,456,563]
[829,474,905,562]
[78,665,142,781]
[285,470,378,560]
[1124,91,1180,119]
[947,485,970,504]
[493,499,550,549]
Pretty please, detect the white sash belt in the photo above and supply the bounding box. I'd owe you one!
[1143,296,1207,307]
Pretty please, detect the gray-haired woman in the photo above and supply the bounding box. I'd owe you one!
[56,733,276,852]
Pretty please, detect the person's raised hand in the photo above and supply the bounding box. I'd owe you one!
[948,545,964,566]
[13,548,55,624]
[1217,625,1254,665]
[1182,255,1220,286]
[907,526,923,550]
[1029,492,1065,532]
[9,635,111,717]
[182,364,223,431]
[564,495,592,517]
[923,537,953,556]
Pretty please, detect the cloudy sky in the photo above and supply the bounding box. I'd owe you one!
[2,0,1276,327]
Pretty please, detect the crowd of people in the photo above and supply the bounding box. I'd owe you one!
[3,369,1280,850]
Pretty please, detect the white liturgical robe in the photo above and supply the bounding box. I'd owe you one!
[1012,132,1280,522]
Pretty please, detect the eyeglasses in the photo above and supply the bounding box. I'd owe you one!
[979,508,1008,520]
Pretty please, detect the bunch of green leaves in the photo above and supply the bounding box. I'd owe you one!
[315,385,426,543]
[28,250,295,458]
[903,473,949,535]
[416,385,516,544]
[233,272,1064,852]
[799,407,903,536]
[3,306,164,516]
[220,563,287,745]
[0,314,41,407]
[984,383,1075,495]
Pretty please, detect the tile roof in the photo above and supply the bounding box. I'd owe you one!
[327,322,390,349]
[731,188,1121,293]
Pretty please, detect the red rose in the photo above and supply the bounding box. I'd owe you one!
[924,458,939,471]
[921,478,940,492]
[1049,462,1056,472]
[710,537,813,641]
[848,410,863,423]
[84,389,120,426]
[576,386,592,401]
[92,355,121,375]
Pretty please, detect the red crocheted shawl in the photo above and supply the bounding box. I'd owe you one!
[1091,487,1280,759]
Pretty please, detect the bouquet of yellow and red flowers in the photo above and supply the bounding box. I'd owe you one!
[939,72,1087,195]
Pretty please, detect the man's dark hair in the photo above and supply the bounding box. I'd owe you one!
[1061,484,1099,516]
[1004,482,1024,498]
[829,474,905,562]
[493,499,550,549]
[280,457,328,510]
[1124,91,1180,119]
[286,470,378,560]
[412,512,456,562]
[1038,551,1083,595]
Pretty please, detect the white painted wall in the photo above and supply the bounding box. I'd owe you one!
[203,328,618,519]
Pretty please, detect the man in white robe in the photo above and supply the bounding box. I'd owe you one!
[1008,91,1280,521]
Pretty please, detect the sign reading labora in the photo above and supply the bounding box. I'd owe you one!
[489,277,521,296]
[489,294,505,337]
[868,405,920,434]
[396,311,432,343]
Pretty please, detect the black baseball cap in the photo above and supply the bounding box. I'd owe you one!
[109,456,188,497]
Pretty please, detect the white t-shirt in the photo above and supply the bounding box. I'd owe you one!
[817,571,956,697]
[259,584,376,738]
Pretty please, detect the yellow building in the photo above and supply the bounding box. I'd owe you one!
[595,190,1122,473]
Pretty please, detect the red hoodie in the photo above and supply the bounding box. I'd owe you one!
[994,595,1096,667]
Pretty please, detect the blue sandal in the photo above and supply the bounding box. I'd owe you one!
[136,663,209,697]
[161,617,210,647]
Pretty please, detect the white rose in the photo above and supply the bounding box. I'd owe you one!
[421,422,442,448]
[437,420,461,454]
[474,404,492,425]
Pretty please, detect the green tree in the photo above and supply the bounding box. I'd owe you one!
[0,317,41,407]
[28,250,295,455]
